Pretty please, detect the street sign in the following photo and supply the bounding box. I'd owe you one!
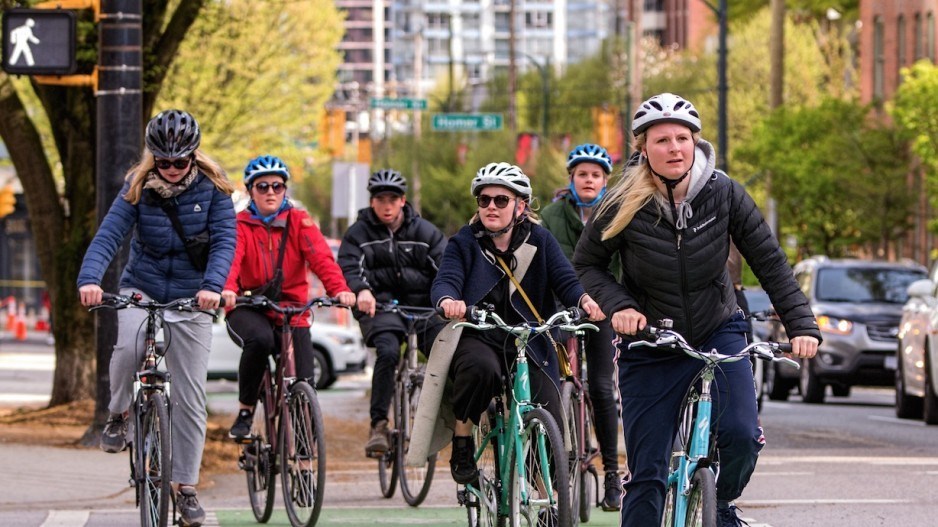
[432,113,503,132]
[370,97,428,110]
[2,9,77,75]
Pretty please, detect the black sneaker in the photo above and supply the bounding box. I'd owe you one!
[601,470,623,511]
[717,504,750,527]
[100,413,128,453]
[176,486,206,527]
[229,409,253,440]
[449,435,478,485]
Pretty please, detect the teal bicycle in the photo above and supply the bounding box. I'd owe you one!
[631,319,798,527]
[456,305,596,527]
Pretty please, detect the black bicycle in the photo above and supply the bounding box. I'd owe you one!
[92,292,216,527]
[372,301,443,506]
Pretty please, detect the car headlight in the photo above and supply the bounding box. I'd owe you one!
[324,332,356,345]
[817,315,853,335]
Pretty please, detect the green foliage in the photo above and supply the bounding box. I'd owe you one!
[892,60,938,235]
[738,98,914,257]
[728,1,859,22]
[156,0,343,190]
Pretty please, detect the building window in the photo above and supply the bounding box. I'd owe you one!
[898,16,906,70]
[874,16,884,99]
[928,12,936,61]
[644,0,664,10]
[915,13,923,60]
[495,12,510,32]
[427,13,450,31]
[525,11,552,29]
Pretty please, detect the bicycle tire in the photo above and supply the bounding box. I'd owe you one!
[244,398,275,523]
[580,395,598,522]
[398,365,437,506]
[684,469,717,527]
[560,382,582,526]
[509,407,571,527]
[137,392,172,527]
[378,379,400,499]
[280,381,326,527]
[468,406,503,527]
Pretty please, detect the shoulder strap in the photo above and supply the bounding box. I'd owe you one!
[160,200,188,244]
[496,255,543,323]
[274,213,291,270]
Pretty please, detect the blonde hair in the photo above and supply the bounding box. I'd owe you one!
[596,131,699,240]
[123,149,234,204]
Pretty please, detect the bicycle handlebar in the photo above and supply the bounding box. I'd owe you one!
[233,294,350,316]
[455,304,599,337]
[630,320,799,369]
[93,292,213,315]
[374,301,445,318]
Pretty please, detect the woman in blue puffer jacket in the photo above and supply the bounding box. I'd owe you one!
[77,109,235,527]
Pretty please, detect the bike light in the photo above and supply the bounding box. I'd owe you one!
[817,315,853,335]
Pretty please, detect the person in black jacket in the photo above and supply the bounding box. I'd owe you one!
[337,169,447,457]
[573,93,821,527]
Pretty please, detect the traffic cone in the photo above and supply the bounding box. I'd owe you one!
[35,303,50,331]
[5,297,16,331]
[14,315,27,341]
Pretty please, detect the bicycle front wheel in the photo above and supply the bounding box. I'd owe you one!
[467,405,502,527]
[279,381,326,527]
[137,392,172,527]
[378,380,399,498]
[684,469,717,527]
[398,365,436,506]
[509,407,571,527]
[244,397,275,523]
[560,382,582,526]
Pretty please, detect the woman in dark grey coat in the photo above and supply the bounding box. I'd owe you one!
[573,93,820,527]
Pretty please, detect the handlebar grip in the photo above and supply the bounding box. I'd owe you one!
[635,326,658,341]
[567,306,584,322]
[776,342,793,354]
[435,306,446,317]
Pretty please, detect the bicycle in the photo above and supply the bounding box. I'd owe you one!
[559,319,601,525]
[371,301,443,506]
[630,318,798,527]
[233,294,343,527]
[92,292,215,527]
[456,305,595,527]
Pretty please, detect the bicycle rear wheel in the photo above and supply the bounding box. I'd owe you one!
[243,397,275,523]
[509,407,571,527]
[378,381,399,498]
[560,382,582,526]
[398,365,436,506]
[280,381,326,527]
[137,391,171,527]
[467,406,502,527]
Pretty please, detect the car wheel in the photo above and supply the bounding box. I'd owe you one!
[766,363,791,401]
[895,350,923,419]
[312,347,335,390]
[924,354,938,425]
[800,358,826,404]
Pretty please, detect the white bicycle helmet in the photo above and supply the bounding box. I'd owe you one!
[631,93,702,136]
[470,162,532,199]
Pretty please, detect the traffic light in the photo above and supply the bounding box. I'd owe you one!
[0,185,16,218]
[317,108,346,157]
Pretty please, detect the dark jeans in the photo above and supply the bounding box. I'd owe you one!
[450,332,563,432]
[618,314,762,526]
[226,307,316,406]
[370,318,444,427]
[581,319,620,473]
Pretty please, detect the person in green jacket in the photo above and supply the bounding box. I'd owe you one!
[541,143,623,511]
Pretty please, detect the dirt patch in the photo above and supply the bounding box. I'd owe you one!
[0,399,374,475]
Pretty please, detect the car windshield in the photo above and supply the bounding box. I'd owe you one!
[815,267,927,304]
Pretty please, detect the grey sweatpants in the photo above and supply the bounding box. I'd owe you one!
[108,288,212,485]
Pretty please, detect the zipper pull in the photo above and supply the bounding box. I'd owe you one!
[677,232,682,250]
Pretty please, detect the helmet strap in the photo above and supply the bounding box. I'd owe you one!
[567,182,607,208]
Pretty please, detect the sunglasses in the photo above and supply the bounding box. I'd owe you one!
[154,157,192,170]
[254,181,287,194]
[477,194,514,209]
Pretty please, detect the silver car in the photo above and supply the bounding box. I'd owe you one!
[896,260,938,424]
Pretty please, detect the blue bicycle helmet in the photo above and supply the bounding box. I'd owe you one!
[244,155,290,187]
[566,143,612,174]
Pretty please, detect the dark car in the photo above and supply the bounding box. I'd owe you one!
[784,257,927,404]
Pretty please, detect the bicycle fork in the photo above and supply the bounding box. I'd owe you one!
[672,373,715,525]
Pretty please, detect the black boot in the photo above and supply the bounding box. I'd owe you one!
[601,471,623,511]
[449,435,478,485]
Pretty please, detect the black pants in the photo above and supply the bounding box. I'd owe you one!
[450,332,563,431]
[581,319,620,473]
[370,318,444,426]
[226,307,316,406]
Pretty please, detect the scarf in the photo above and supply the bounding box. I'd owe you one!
[143,165,199,199]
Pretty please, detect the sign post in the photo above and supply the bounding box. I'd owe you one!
[431,113,504,132]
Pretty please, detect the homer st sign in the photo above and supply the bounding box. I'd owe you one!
[2,9,77,75]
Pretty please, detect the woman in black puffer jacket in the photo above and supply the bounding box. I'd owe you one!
[573,93,821,527]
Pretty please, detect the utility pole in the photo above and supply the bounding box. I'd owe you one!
[702,0,728,173]
[413,27,423,211]
[628,0,643,140]
[91,0,143,438]
[507,0,517,131]
[766,0,785,237]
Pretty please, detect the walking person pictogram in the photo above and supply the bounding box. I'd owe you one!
[9,18,39,66]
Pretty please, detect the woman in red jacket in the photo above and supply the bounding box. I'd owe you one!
[221,155,355,439]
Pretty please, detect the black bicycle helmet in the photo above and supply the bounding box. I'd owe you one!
[367,169,407,195]
[145,109,201,159]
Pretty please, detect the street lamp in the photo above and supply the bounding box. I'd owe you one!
[523,53,550,139]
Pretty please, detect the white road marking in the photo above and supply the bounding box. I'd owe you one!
[40,510,89,527]
[0,352,53,371]
[740,498,914,505]
[759,456,938,465]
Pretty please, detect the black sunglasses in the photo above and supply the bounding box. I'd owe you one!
[154,157,192,170]
[254,181,287,195]
[477,194,514,209]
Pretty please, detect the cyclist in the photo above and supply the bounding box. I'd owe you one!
[336,169,447,457]
[78,109,236,527]
[572,92,821,527]
[222,155,356,443]
[541,143,623,511]
[431,162,604,489]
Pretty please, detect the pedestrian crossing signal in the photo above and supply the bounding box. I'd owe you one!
[0,185,16,218]
[2,8,77,76]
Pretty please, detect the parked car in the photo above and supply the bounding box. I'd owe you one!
[787,257,927,404]
[741,287,784,410]
[895,260,938,424]
[207,313,367,389]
